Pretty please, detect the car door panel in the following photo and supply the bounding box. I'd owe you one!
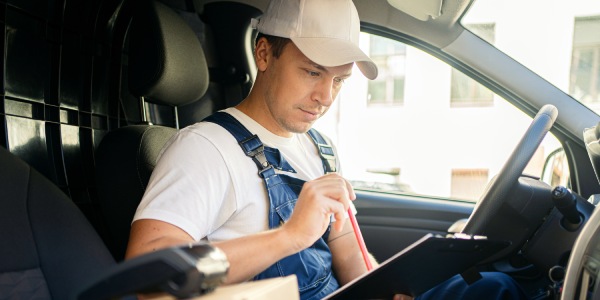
[354,191,474,261]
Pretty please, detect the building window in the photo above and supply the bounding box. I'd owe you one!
[450,169,489,201]
[450,23,495,107]
[367,35,406,105]
[570,16,600,106]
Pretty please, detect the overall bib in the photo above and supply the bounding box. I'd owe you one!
[204,112,339,300]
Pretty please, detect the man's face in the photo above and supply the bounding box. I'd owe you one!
[260,40,353,137]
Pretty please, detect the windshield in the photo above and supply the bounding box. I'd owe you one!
[463,0,600,113]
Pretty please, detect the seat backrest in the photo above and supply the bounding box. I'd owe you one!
[95,0,210,261]
[0,145,116,300]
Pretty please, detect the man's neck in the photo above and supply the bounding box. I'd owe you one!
[235,94,292,138]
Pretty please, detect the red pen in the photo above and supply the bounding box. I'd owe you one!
[348,207,373,271]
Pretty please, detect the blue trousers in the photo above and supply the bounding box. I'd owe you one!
[417,272,529,300]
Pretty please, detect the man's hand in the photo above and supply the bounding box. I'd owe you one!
[282,173,356,252]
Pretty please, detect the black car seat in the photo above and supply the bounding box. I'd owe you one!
[0,145,116,299]
[95,0,210,261]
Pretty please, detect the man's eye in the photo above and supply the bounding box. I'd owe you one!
[307,70,320,77]
[334,78,345,84]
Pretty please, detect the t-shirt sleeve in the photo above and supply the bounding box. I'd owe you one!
[133,128,235,241]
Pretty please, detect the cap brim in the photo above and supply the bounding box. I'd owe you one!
[291,37,378,80]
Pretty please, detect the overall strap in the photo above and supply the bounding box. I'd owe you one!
[203,112,272,176]
[204,111,336,175]
[307,129,336,173]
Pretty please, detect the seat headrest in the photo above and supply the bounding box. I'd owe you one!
[128,1,209,106]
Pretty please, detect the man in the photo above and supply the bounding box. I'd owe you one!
[126,0,527,299]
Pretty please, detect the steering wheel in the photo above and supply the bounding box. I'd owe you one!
[461,104,558,236]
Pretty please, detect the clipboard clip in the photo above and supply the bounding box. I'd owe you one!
[450,232,489,240]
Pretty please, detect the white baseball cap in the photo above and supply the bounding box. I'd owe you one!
[252,0,378,80]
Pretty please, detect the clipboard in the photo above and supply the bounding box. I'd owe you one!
[324,233,510,299]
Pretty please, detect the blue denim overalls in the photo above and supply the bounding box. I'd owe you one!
[204,112,339,300]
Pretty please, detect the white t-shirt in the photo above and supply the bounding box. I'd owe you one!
[133,107,340,242]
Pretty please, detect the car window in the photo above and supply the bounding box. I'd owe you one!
[314,33,563,202]
[463,0,600,114]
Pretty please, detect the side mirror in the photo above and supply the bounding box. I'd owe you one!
[541,148,570,188]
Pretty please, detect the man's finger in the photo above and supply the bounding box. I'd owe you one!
[333,209,346,231]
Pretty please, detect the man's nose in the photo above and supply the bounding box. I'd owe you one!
[312,78,334,106]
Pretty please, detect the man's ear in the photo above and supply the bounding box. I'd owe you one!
[254,37,271,72]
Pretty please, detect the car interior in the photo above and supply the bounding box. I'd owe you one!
[2,0,600,299]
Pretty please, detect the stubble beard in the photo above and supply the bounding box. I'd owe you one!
[263,86,314,134]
